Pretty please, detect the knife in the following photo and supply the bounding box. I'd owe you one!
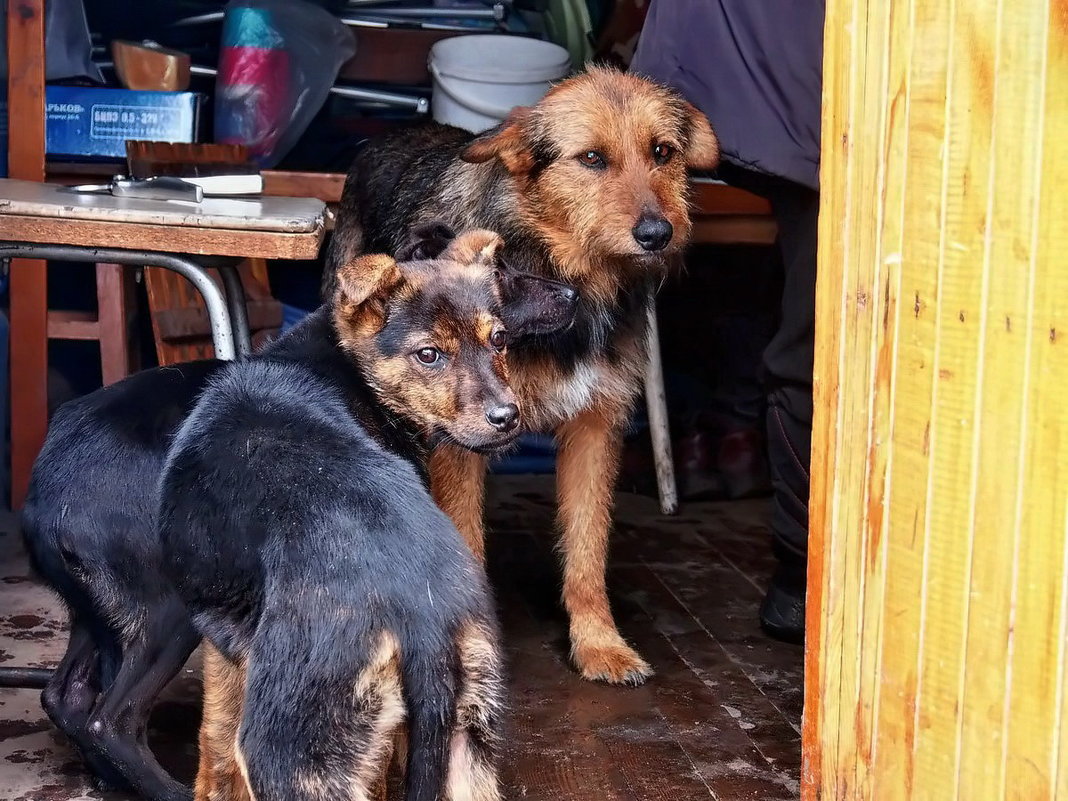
[62,174,265,202]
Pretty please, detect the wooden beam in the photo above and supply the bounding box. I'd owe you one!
[6,0,48,509]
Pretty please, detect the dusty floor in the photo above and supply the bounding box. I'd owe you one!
[0,475,802,801]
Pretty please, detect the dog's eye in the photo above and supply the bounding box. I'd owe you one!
[490,330,508,350]
[652,143,675,165]
[415,347,441,365]
[577,150,606,169]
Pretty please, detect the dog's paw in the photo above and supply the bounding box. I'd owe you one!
[573,641,654,686]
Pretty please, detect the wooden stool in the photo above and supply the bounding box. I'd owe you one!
[47,263,139,386]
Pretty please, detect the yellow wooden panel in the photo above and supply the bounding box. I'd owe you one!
[911,0,997,795]
[956,2,1050,796]
[1002,4,1068,797]
[805,1,1067,799]
[804,0,857,789]
[872,0,952,795]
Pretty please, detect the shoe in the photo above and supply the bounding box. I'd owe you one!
[674,428,726,501]
[717,427,772,500]
[759,561,806,644]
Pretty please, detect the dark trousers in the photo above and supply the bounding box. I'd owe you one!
[720,164,818,564]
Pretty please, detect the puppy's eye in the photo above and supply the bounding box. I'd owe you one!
[577,150,606,169]
[652,143,675,165]
[490,330,508,350]
[415,348,441,365]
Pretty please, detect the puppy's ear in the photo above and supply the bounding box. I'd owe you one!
[336,254,403,307]
[442,229,505,267]
[683,102,720,170]
[461,106,534,174]
[396,222,455,261]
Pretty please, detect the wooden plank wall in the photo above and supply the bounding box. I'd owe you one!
[803,0,1068,799]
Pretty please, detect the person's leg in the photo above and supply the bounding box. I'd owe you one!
[718,163,817,643]
[759,182,817,643]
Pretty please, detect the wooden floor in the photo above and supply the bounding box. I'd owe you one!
[0,475,802,801]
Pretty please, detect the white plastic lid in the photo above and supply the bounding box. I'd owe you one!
[430,35,572,84]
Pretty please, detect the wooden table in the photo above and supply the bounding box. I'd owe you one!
[0,178,327,507]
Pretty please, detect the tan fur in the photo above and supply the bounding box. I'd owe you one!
[233,744,257,801]
[347,632,407,800]
[429,68,713,684]
[195,645,252,801]
[447,622,504,801]
[447,732,501,801]
[440,229,504,268]
[430,445,490,563]
[556,407,651,683]
[332,233,518,452]
[461,67,718,291]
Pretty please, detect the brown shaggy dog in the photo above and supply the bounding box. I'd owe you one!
[326,67,719,685]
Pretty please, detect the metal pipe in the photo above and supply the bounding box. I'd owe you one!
[0,243,238,360]
[340,15,484,31]
[188,65,429,114]
[219,265,253,358]
[0,667,53,689]
[355,5,505,21]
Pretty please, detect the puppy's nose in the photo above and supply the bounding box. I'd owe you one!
[632,215,674,252]
[485,403,519,433]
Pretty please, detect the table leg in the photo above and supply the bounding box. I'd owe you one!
[0,244,238,362]
[219,264,253,359]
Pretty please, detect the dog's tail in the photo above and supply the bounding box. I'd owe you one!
[401,636,457,801]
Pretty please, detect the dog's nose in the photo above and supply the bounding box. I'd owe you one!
[485,403,520,432]
[632,215,674,252]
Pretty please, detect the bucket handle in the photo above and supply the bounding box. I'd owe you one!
[429,61,522,122]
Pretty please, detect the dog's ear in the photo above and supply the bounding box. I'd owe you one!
[442,229,505,267]
[396,222,455,261]
[683,102,720,170]
[460,107,534,174]
[336,254,403,307]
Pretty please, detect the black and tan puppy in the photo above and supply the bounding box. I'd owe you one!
[325,66,720,685]
[158,230,564,801]
[21,225,576,801]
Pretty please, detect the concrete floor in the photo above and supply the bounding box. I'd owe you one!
[0,476,802,801]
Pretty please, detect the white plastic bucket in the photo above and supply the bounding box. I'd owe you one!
[429,35,571,133]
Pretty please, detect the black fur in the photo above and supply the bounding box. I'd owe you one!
[21,360,222,801]
[158,327,500,800]
[21,230,574,800]
[325,122,648,374]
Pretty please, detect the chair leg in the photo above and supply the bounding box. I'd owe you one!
[644,300,678,515]
[96,263,138,386]
[9,258,48,509]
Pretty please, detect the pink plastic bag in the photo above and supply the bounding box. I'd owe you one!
[214,0,355,167]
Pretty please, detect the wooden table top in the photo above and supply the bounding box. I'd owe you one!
[0,179,328,260]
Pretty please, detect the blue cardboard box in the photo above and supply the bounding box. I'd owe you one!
[46,86,201,160]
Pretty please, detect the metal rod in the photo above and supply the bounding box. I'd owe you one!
[219,265,253,358]
[340,15,483,31]
[328,85,430,113]
[188,65,429,114]
[173,11,223,26]
[0,243,238,361]
[356,6,504,21]
[0,667,53,689]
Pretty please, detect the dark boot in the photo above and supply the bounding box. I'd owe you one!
[759,545,807,644]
